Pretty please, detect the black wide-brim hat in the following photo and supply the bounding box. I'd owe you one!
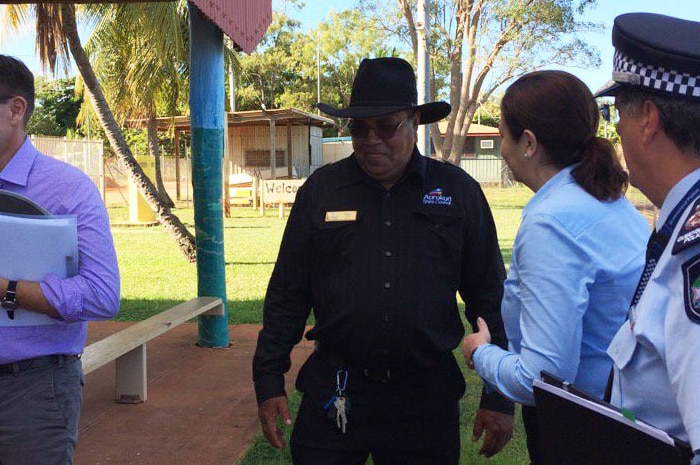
[317,57,451,124]
[594,13,700,100]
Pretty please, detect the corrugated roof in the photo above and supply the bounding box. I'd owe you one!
[0,0,272,55]
[437,121,500,136]
[189,0,271,54]
[129,108,334,132]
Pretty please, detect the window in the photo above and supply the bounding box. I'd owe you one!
[480,139,494,150]
[245,150,286,167]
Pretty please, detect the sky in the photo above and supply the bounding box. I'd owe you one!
[2,0,700,95]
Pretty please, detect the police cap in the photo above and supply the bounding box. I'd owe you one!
[594,13,700,100]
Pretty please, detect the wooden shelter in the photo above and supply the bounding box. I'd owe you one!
[436,122,502,158]
[142,108,334,182]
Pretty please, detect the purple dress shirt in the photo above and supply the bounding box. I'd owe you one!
[0,137,120,363]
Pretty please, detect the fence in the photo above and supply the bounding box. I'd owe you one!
[30,137,190,208]
[31,135,105,201]
[105,152,192,207]
[459,155,514,186]
[34,135,659,225]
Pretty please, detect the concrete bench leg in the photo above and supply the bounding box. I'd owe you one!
[115,343,147,403]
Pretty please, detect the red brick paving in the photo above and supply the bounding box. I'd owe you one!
[75,322,313,465]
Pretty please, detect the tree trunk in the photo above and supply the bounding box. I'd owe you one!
[146,113,175,208]
[61,3,196,261]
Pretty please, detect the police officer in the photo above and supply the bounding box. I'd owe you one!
[252,57,514,465]
[594,13,700,464]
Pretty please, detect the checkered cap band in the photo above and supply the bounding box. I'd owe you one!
[614,50,700,98]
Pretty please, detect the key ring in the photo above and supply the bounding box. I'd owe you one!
[336,370,348,396]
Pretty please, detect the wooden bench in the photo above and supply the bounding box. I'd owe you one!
[229,183,254,205]
[227,173,256,207]
[82,296,224,403]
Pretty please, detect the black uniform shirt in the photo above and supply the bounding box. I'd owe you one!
[253,148,512,413]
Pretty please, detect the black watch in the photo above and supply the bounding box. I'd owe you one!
[2,280,18,320]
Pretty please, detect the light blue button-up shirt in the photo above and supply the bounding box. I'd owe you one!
[474,166,649,405]
[0,137,120,363]
[609,168,700,456]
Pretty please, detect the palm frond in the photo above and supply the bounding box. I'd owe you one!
[0,5,33,45]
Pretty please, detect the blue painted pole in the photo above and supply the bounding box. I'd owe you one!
[189,2,229,347]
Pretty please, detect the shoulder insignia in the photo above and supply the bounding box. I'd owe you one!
[681,255,700,324]
[672,197,700,254]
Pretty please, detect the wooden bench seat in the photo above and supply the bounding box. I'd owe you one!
[229,184,254,205]
[82,296,224,403]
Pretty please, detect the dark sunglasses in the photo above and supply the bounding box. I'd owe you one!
[348,114,412,140]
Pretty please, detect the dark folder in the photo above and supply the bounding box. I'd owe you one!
[534,371,692,465]
[0,190,48,216]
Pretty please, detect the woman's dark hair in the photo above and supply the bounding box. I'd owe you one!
[501,70,628,201]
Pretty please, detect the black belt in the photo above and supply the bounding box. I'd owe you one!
[314,344,443,384]
[0,354,80,375]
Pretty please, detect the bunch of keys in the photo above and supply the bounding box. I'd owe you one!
[324,369,350,433]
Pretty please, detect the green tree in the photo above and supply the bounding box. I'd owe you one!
[236,12,306,111]
[313,9,395,119]
[361,0,601,163]
[27,77,83,136]
[236,5,390,130]
[83,2,189,208]
[473,92,502,128]
[0,3,196,261]
[597,98,620,145]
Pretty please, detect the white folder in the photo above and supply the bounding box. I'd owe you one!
[0,213,78,326]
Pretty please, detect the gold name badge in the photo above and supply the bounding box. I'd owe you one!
[325,211,358,222]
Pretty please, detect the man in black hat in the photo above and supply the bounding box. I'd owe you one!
[252,57,514,464]
[595,13,700,463]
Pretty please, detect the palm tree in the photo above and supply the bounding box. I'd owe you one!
[1,3,196,261]
[83,2,190,209]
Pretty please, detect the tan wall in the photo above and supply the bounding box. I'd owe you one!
[322,140,353,165]
[228,125,323,179]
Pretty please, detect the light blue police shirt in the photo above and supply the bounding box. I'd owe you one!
[608,168,700,456]
[475,166,649,405]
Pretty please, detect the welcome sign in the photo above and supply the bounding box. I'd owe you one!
[261,179,306,204]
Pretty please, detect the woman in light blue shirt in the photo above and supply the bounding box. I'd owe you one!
[463,70,649,465]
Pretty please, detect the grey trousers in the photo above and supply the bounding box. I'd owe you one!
[0,357,83,465]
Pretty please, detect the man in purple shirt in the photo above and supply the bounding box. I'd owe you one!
[0,55,120,464]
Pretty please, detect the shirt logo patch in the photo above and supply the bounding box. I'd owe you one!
[681,255,700,324]
[422,187,452,206]
[673,198,700,255]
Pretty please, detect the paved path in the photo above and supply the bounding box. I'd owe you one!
[75,322,313,465]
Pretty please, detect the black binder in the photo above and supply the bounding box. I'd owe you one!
[534,371,693,465]
[0,190,48,216]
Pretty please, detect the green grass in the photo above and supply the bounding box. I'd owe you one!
[237,355,528,465]
[112,186,531,323]
[110,186,534,464]
[111,206,287,323]
[483,185,532,267]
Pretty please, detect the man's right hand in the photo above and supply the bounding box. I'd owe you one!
[258,396,293,449]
